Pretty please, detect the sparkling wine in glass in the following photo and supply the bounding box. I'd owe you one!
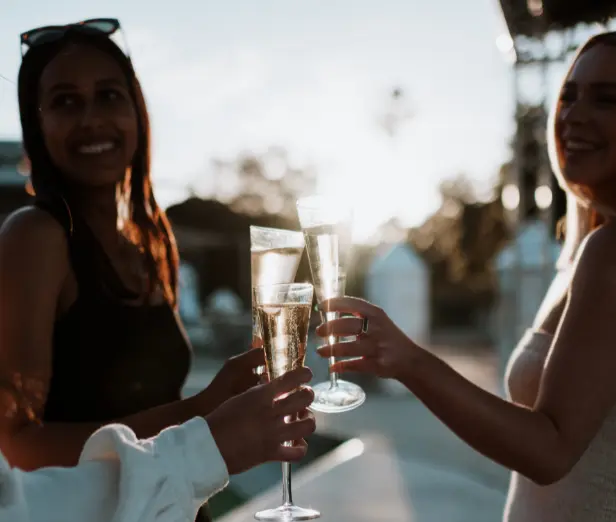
[296,195,366,414]
[254,283,320,521]
[250,226,305,374]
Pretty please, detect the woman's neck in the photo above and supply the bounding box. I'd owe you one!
[67,185,119,242]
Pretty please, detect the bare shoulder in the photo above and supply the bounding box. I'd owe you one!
[572,222,616,285]
[535,220,616,478]
[0,205,66,240]
[0,206,69,279]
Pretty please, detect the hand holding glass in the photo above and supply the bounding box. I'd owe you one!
[296,196,366,413]
[254,283,320,521]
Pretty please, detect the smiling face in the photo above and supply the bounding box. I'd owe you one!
[37,42,138,187]
[555,43,616,192]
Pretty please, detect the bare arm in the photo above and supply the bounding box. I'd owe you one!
[400,350,562,484]
[0,208,205,470]
[405,226,616,484]
[4,397,202,471]
[319,225,616,485]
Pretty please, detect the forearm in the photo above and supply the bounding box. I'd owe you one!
[2,395,199,470]
[402,348,568,485]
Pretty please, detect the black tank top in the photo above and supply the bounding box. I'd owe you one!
[35,198,212,521]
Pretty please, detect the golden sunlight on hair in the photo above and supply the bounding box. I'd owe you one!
[0,372,44,425]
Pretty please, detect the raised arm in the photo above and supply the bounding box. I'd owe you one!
[316,223,616,485]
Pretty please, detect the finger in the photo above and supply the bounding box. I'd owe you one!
[299,411,315,426]
[273,386,315,417]
[316,317,365,338]
[230,347,265,368]
[273,443,308,462]
[297,409,312,421]
[330,357,376,374]
[278,416,317,443]
[316,337,377,358]
[319,296,383,319]
[268,367,313,399]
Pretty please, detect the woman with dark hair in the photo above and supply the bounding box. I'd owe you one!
[0,18,316,522]
[317,31,616,521]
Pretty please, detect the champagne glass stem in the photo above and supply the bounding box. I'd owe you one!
[282,458,293,505]
[329,357,339,388]
[324,310,340,389]
[282,412,294,507]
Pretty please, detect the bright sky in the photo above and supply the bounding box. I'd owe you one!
[0,0,525,240]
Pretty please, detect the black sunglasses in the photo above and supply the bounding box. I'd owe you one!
[20,18,126,57]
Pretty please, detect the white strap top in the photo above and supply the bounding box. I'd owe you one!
[504,329,616,521]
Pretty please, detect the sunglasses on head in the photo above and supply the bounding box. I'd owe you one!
[20,18,127,57]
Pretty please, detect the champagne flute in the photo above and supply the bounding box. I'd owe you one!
[296,195,366,414]
[250,226,305,375]
[254,283,320,521]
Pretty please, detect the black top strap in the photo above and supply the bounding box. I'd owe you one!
[34,196,96,296]
[34,196,138,301]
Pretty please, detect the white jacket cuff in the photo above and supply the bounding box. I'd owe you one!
[156,417,229,506]
[79,418,229,521]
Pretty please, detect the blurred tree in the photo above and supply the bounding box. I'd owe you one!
[515,104,547,220]
[542,0,616,27]
[408,173,509,329]
[168,146,316,307]
[500,0,615,39]
[501,103,567,236]
[209,146,317,221]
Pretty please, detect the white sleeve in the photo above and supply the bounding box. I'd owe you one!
[0,450,119,522]
[0,417,229,522]
[0,450,29,522]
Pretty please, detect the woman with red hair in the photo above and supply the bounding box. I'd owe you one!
[317,32,616,521]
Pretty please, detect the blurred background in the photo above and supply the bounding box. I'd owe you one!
[1,1,614,520]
